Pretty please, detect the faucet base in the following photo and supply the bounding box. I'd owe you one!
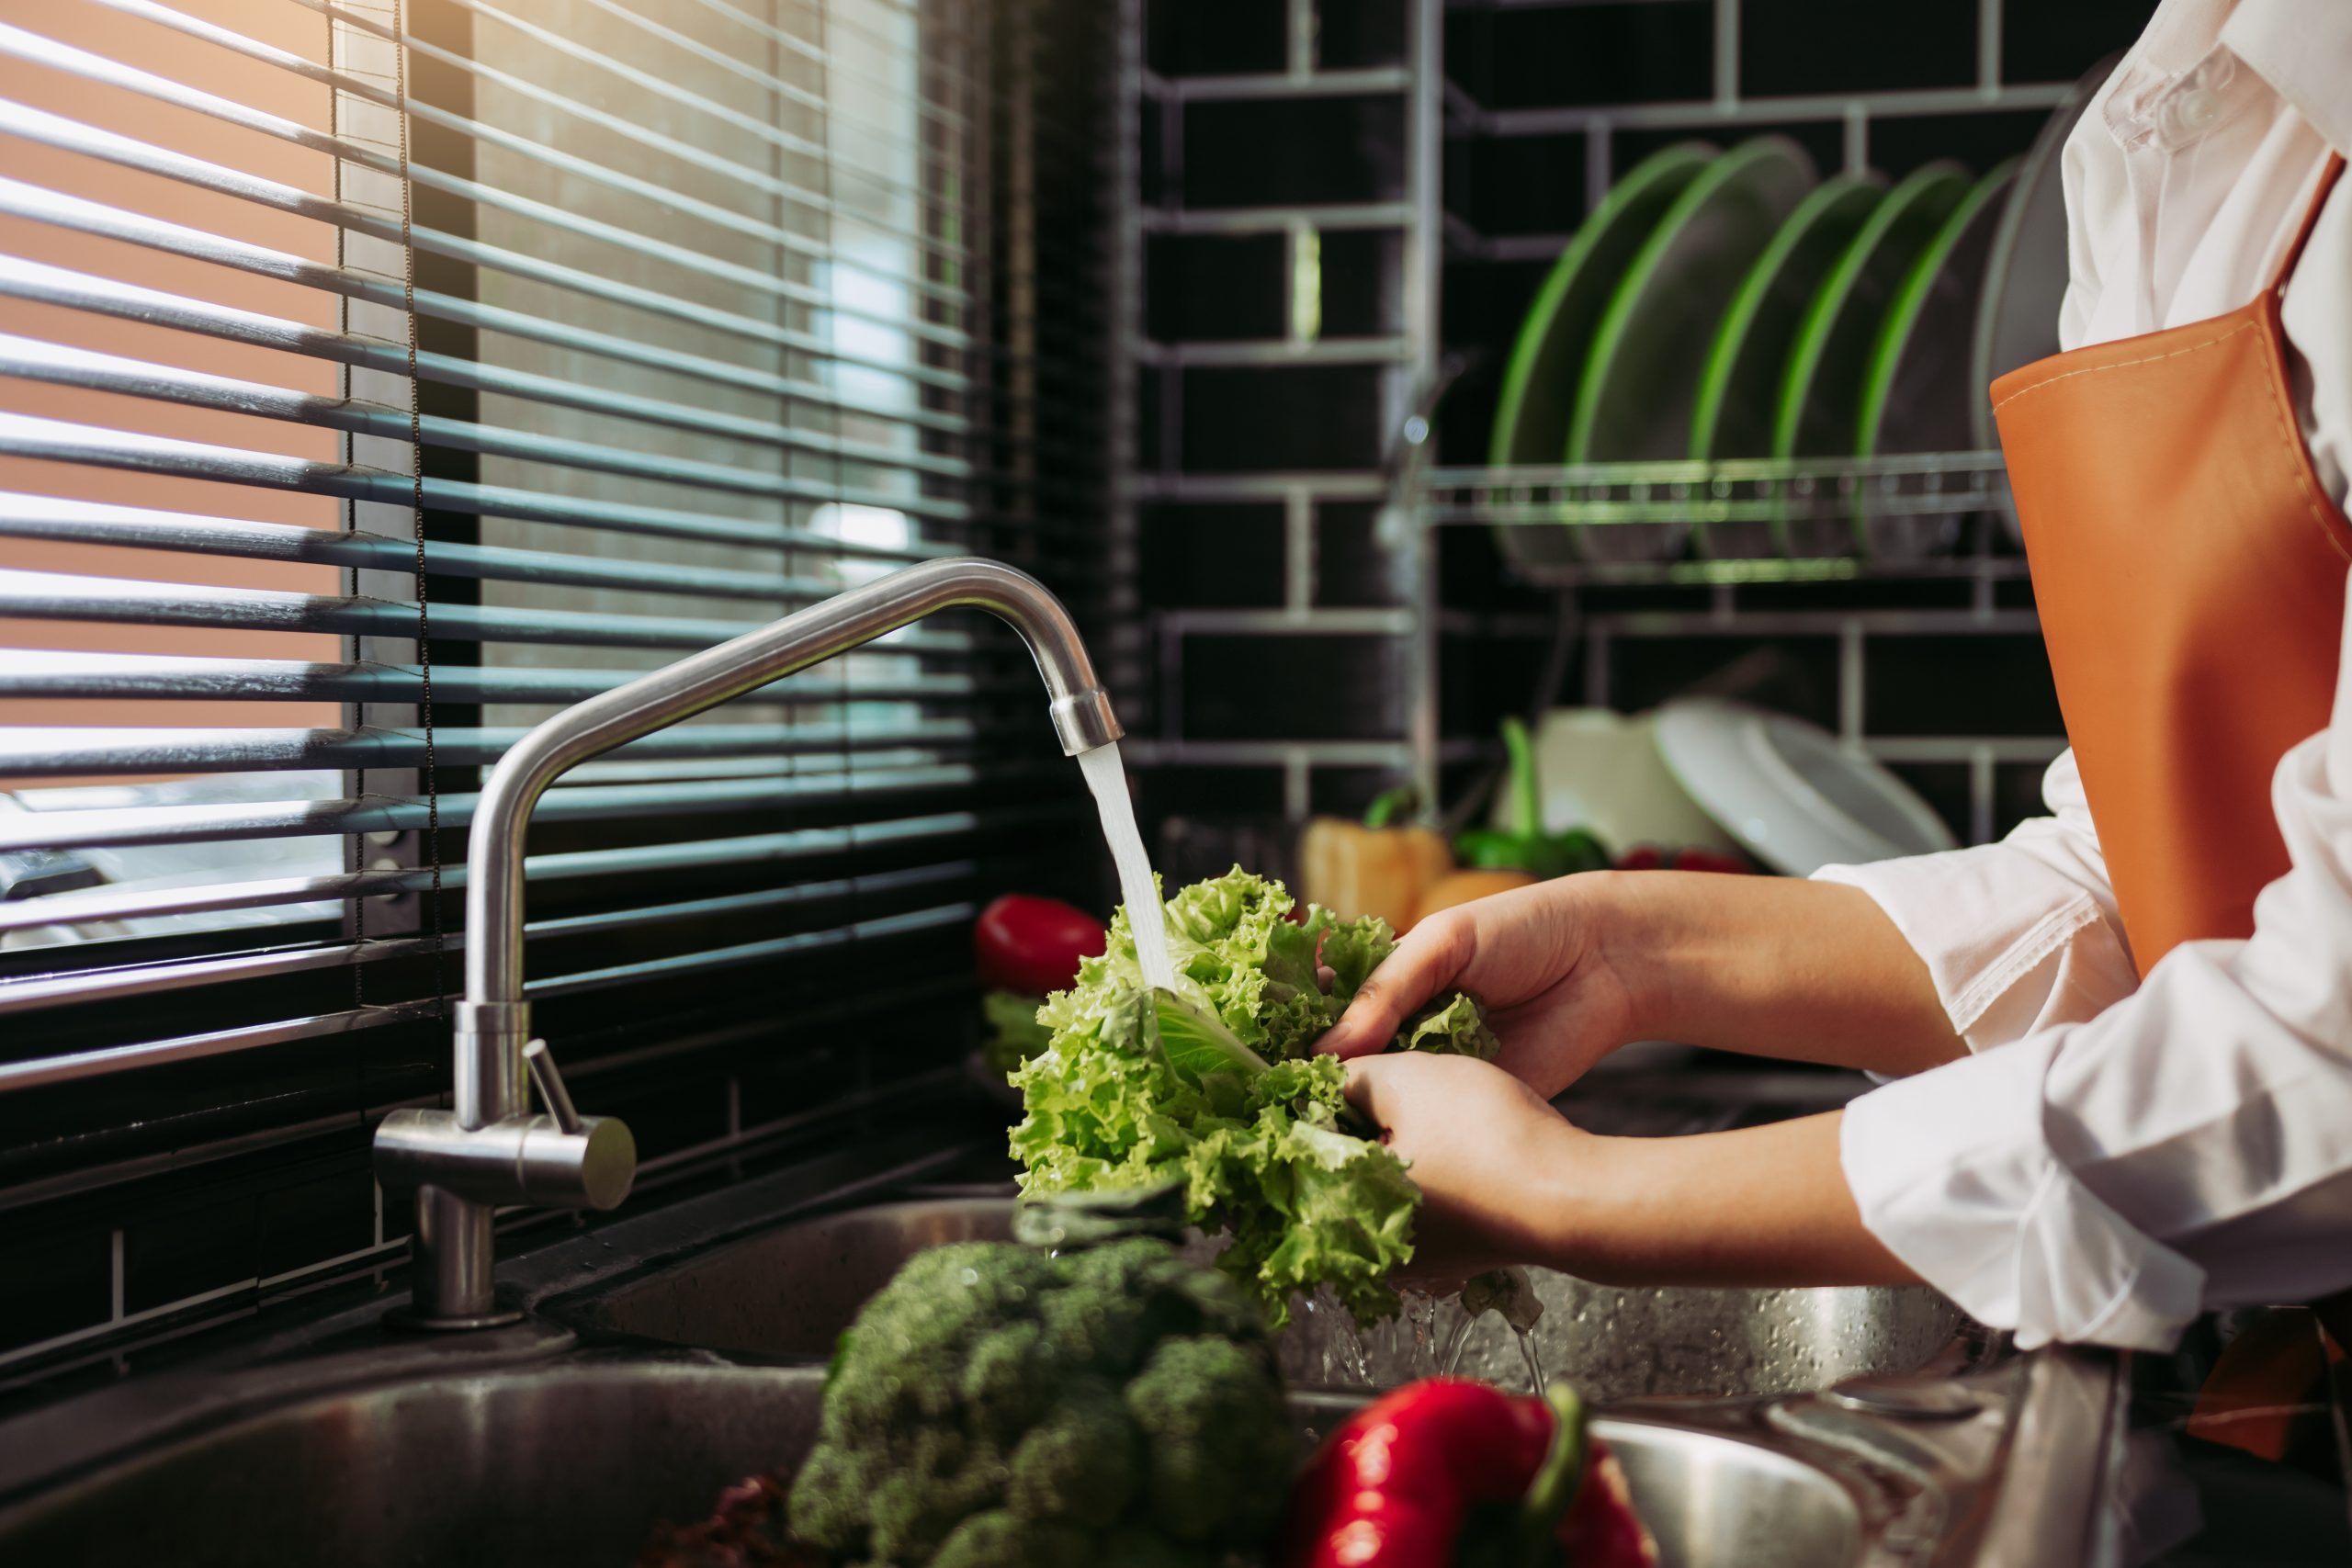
[382,1303,525,1333]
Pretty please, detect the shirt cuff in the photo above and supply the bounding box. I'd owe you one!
[1816,847,2134,1052]
[1841,1039,2207,1352]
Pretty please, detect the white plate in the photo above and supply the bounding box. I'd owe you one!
[1487,707,1742,858]
[1653,697,1958,875]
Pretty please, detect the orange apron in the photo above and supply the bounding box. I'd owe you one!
[1993,156,2352,1449]
[1992,155,2352,974]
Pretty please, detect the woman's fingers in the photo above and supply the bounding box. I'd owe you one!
[1317,912,1478,1058]
[1340,1055,1391,1128]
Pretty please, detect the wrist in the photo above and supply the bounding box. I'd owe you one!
[1517,1120,1617,1276]
[1558,871,1663,1046]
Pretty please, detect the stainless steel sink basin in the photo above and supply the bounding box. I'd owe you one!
[572,1198,1982,1402]
[0,1357,1864,1568]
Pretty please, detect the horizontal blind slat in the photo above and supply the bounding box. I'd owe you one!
[92,0,977,275]
[0,806,1053,937]
[0,763,1056,852]
[0,104,975,389]
[0,347,977,522]
[0,717,995,775]
[0,904,970,1088]
[0,497,944,598]
[0,649,1006,704]
[296,0,952,225]
[0,176,979,437]
[0,257,976,482]
[0,413,978,550]
[0,860,975,1015]
[0,25,976,328]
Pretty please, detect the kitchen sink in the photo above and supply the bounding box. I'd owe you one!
[0,1355,1865,1568]
[568,1196,1985,1402]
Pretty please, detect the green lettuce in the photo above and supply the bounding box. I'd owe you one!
[979,989,1055,1074]
[1008,867,1498,1325]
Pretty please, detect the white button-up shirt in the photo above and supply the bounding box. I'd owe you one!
[1826,0,2352,1351]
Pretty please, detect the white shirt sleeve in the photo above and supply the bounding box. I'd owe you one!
[1813,754,2140,1054]
[1823,70,2352,1350]
[1843,586,2352,1349]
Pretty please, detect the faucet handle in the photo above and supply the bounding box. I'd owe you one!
[523,1038,583,1134]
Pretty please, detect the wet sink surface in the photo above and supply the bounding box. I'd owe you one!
[0,1359,1862,1568]
[570,1197,1979,1403]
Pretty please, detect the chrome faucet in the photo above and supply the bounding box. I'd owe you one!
[374,558,1122,1327]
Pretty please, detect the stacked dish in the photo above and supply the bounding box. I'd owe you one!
[1486,59,2112,567]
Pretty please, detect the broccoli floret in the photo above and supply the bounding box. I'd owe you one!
[1100,1526,1217,1568]
[865,1427,996,1564]
[789,1237,1289,1565]
[1124,1335,1295,1546]
[783,1440,868,1556]
[1005,1377,1138,1527]
[956,1317,1052,1445]
[928,1510,1090,1568]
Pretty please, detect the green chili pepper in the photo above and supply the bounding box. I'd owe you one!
[1453,717,1612,879]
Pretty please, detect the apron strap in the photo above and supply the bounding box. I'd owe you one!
[2268,153,2346,295]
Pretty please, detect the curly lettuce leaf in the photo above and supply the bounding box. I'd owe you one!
[979,989,1055,1074]
[1395,991,1502,1062]
[1009,867,1496,1325]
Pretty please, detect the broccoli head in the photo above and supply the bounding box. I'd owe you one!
[1125,1335,1295,1545]
[786,1236,1290,1565]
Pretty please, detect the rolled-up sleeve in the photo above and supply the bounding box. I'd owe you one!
[1839,572,2352,1350]
[1815,750,2142,1054]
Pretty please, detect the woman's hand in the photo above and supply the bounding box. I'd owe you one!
[1341,1050,1591,1283]
[1320,872,1964,1089]
[1345,1051,1921,1291]
[1320,875,1638,1097]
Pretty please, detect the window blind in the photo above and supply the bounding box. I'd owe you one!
[0,0,1105,1324]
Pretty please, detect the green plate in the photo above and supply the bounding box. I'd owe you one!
[1973,56,2118,543]
[1486,141,1714,569]
[1856,161,2018,559]
[1770,161,1971,557]
[1688,174,1886,558]
[1566,136,1817,562]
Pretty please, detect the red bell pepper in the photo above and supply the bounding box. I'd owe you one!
[1614,845,1750,875]
[1281,1379,1656,1568]
[972,894,1106,996]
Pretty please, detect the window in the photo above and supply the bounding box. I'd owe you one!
[0,0,1105,1369]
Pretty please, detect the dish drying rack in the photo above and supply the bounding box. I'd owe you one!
[1390,423,2043,833]
[1414,450,2018,586]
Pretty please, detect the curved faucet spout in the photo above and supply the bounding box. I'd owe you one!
[379,558,1118,1326]
[465,557,1115,1038]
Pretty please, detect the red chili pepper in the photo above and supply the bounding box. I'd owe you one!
[972,894,1106,996]
[1281,1379,1657,1568]
[1669,849,1751,876]
[1615,845,1749,875]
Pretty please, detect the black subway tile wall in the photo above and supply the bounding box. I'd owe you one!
[1868,111,2055,180]
[2001,0,2153,85]
[1318,0,1408,70]
[1739,0,1976,96]
[1180,637,1407,741]
[1144,504,1289,608]
[1317,503,1407,607]
[1454,134,1590,237]
[1448,2,1713,110]
[1148,0,1287,76]
[1182,366,1390,471]
[1148,234,1289,341]
[1182,97,1408,209]
[1319,229,1406,337]
[1126,0,2157,872]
